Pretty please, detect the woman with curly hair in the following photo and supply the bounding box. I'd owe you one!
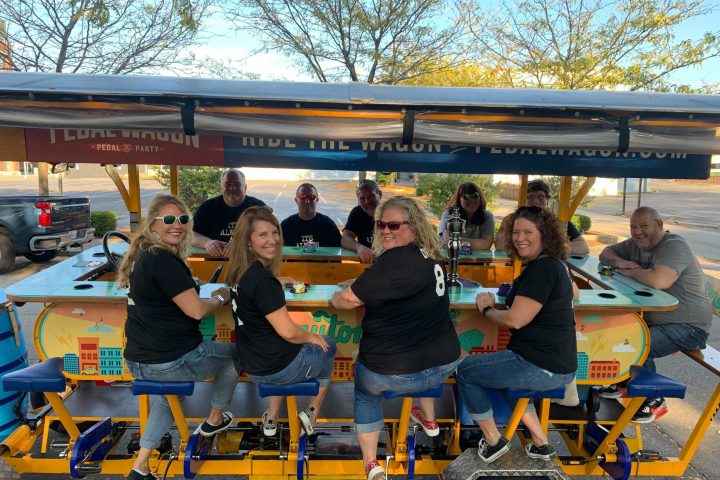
[439,182,495,250]
[332,196,460,480]
[456,206,578,464]
[117,195,238,480]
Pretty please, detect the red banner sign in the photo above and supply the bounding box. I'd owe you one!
[25,128,224,166]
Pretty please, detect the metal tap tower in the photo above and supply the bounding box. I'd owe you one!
[446,207,465,288]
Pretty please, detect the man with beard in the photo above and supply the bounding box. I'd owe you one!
[341,179,382,263]
[598,206,711,423]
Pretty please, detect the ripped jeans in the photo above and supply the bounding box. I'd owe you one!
[456,349,574,421]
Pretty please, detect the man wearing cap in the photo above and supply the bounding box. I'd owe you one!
[192,169,267,257]
[525,179,589,255]
[341,179,382,263]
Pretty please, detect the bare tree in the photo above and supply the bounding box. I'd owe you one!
[0,0,215,74]
[226,0,467,84]
[459,0,720,92]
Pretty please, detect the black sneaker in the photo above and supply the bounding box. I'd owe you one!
[597,384,625,399]
[199,411,233,437]
[477,437,509,463]
[632,398,668,424]
[525,442,557,461]
[127,470,159,480]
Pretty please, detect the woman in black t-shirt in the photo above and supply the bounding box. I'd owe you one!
[456,206,578,464]
[439,182,495,250]
[225,206,336,437]
[331,196,460,480]
[117,195,238,480]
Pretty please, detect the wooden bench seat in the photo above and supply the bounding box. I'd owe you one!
[683,345,720,377]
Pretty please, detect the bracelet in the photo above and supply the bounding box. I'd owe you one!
[481,305,493,317]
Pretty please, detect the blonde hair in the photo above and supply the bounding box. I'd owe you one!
[224,206,283,286]
[115,195,192,288]
[371,196,442,260]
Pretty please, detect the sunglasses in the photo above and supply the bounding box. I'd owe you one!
[297,194,318,202]
[462,192,481,200]
[155,214,190,225]
[376,220,409,231]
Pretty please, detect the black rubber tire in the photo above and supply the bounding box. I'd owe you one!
[23,250,58,263]
[0,234,16,272]
[586,387,601,414]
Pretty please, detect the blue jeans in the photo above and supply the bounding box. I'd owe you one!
[644,323,709,372]
[126,341,239,450]
[456,350,575,421]
[354,358,460,433]
[247,337,336,388]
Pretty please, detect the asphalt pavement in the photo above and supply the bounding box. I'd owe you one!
[0,174,718,479]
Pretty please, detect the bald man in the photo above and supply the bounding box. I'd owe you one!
[598,206,711,423]
[192,169,266,257]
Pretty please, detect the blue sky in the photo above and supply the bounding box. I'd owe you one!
[196,4,719,89]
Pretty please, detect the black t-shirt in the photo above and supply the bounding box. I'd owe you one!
[505,255,577,374]
[351,244,460,375]
[124,248,202,364]
[230,260,301,375]
[281,213,341,247]
[343,206,374,247]
[193,195,266,243]
[567,222,581,241]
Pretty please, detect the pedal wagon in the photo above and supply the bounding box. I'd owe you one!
[0,72,719,479]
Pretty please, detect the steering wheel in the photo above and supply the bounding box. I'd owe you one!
[102,231,131,271]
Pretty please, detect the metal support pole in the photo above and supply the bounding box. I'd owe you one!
[622,178,627,215]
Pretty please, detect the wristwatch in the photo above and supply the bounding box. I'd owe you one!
[214,294,226,305]
[481,305,493,317]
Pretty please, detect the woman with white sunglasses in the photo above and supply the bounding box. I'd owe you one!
[116,194,239,480]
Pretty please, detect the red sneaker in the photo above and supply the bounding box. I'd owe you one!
[410,406,440,437]
[365,459,384,480]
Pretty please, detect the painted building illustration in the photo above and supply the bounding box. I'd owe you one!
[63,353,80,375]
[99,348,123,376]
[577,352,589,380]
[589,360,620,379]
[497,328,510,350]
[216,324,232,343]
[333,356,354,380]
[77,337,99,373]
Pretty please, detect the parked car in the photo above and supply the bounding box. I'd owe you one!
[0,196,94,272]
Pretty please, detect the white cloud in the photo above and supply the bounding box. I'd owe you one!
[612,342,636,353]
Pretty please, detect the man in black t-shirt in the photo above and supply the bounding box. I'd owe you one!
[341,179,382,263]
[526,179,589,254]
[281,184,341,247]
[192,169,266,257]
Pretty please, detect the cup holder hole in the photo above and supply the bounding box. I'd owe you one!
[634,290,653,297]
[92,252,106,257]
[570,255,584,259]
[74,284,94,290]
[598,292,616,299]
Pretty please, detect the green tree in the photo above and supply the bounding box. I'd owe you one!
[155,167,222,213]
[0,0,214,74]
[458,0,720,93]
[226,0,466,84]
[537,176,593,208]
[416,173,500,218]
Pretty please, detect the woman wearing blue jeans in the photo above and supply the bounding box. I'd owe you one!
[118,195,239,480]
[225,207,335,437]
[332,196,460,480]
[457,206,578,464]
